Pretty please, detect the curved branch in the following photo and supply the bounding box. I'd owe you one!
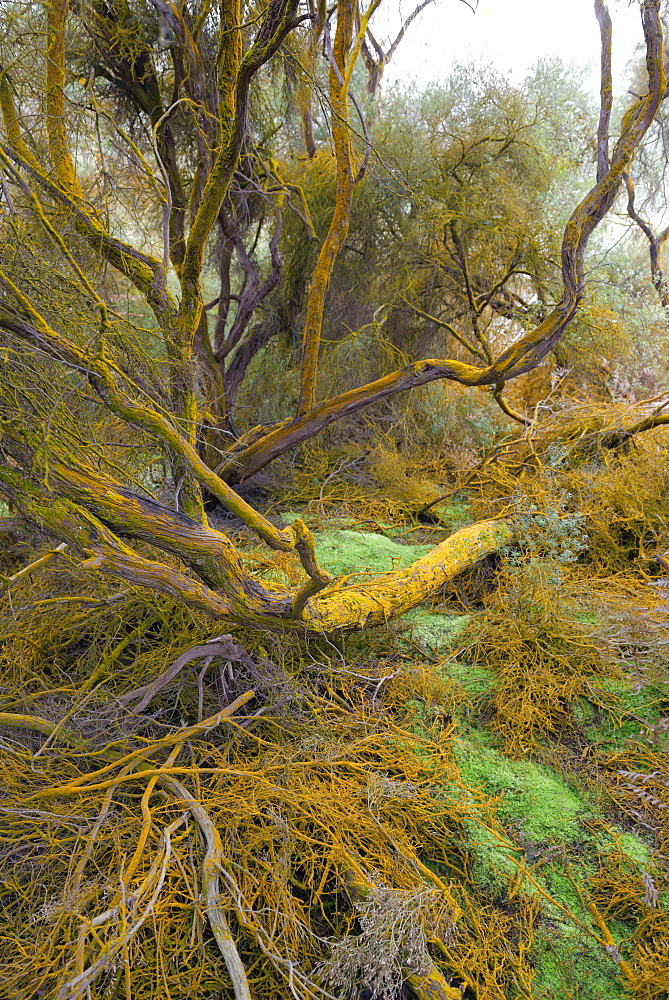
[0,453,514,634]
[0,298,331,589]
[623,169,669,307]
[159,776,253,1000]
[116,636,253,714]
[222,0,666,483]
[492,383,530,426]
[91,514,513,635]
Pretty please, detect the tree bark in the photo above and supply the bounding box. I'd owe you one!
[0,458,514,634]
[297,0,358,415]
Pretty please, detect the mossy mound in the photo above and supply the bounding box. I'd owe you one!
[531,929,628,1000]
[309,528,432,577]
[402,609,471,653]
[455,739,590,843]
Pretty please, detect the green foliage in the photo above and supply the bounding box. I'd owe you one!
[509,492,590,581]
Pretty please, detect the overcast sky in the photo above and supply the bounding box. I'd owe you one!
[372,0,645,96]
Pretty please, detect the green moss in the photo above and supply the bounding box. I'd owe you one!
[429,499,472,532]
[531,929,628,1000]
[463,816,523,894]
[305,528,432,577]
[454,738,590,843]
[456,807,636,999]
[401,610,471,653]
[616,831,652,866]
[576,676,667,751]
[574,611,599,624]
[447,735,651,999]
[438,660,496,701]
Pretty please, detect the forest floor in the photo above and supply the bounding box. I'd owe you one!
[1,457,669,999]
[251,499,669,999]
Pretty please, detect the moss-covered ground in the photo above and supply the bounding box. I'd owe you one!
[296,517,669,999]
[2,502,669,1000]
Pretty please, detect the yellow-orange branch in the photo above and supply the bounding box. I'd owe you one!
[297,0,357,415]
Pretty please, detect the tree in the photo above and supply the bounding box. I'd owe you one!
[0,0,666,637]
[4,6,669,1000]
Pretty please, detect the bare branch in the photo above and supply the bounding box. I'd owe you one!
[623,169,669,306]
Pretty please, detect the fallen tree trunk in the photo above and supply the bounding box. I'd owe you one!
[300,518,513,633]
[1,462,513,634]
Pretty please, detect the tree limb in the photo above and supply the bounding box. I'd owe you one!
[623,169,669,307]
[297,0,358,416]
[595,0,613,182]
[222,0,666,483]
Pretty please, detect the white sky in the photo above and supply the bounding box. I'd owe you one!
[373,0,645,96]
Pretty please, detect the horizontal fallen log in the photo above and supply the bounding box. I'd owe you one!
[299,518,514,633]
[1,461,513,634]
[80,514,513,634]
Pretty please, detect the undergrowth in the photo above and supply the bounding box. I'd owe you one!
[2,433,669,998]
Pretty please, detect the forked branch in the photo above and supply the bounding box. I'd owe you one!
[623,169,669,307]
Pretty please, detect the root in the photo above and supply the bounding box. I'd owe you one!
[30,691,256,799]
[115,635,254,714]
[160,776,253,1000]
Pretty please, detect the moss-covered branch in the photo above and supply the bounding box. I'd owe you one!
[221,0,665,483]
[297,0,359,415]
[0,460,514,633]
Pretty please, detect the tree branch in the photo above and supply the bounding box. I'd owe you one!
[179,0,300,305]
[221,0,666,483]
[595,0,613,182]
[623,169,669,307]
[297,0,358,416]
